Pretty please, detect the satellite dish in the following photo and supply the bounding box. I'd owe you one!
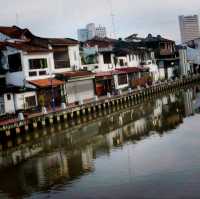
[0,51,8,71]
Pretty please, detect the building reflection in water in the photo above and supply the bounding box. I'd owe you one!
[0,87,199,198]
[183,89,194,116]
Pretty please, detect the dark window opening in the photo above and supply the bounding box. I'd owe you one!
[118,74,128,85]
[53,50,70,69]
[25,96,36,108]
[7,94,11,100]
[8,53,22,72]
[29,59,48,69]
[160,43,166,49]
[0,96,5,115]
[119,59,124,66]
[0,78,6,86]
[29,71,37,76]
[103,53,111,64]
[39,70,47,76]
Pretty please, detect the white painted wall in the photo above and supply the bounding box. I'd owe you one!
[3,48,25,86]
[96,54,115,72]
[113,74,129,90]
[68,45,81,69]
[14,91,37,110]
[145,62,160,82]
[159,68,165,80]
[167,67,174,79]
[114,54,141,69]
[23,52,53,81]
[6,71,25,86]
[5,44,82,87]
[66,79,95,104]
[128,54,140,67]
[4,93,15,113]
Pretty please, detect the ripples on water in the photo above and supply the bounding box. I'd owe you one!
[0,87,200,199]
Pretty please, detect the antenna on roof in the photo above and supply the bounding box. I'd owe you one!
[16,13,20,26]
[107,0,117,38]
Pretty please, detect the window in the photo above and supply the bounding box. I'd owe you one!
[29,58,48,69]
[8,53,22,72]
[118,74,128,85]
[0,96,4,115]
[25,96,36,108]
[160,43,166,49]
[39,71,47,76]
[103,53,111,64]
[7,94,11,100]
[29,71,37,76]
[119,59,124,66]
[0,78,6,86]
[53,49,70,69]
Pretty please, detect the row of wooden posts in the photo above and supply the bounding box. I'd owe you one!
[1,75,200,137]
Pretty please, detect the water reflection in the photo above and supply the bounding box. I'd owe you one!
[0,86,200,199]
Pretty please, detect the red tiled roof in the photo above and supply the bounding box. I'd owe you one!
[95,71,113,77]
[95,70,127,77]
[116,67,143,73]
[28,79,64,88]
[0,26,25,39]
[0,41,51,53]
[0,26,79,47]
[47,38,79,46]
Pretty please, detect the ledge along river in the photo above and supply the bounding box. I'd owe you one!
[0,85,200,199]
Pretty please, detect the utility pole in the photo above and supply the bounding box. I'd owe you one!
[107,0,117,38]
[16,13,20,26]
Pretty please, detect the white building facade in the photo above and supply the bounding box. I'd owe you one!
[78,23,107,42]
[179,15,200,44]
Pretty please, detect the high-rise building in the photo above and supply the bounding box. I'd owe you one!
[86,23,96,39]
[95,25,107,38]
[77,29,89,42]
[179,15,200,43]
[77,23,107,42]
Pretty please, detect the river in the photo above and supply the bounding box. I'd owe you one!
[0,86,200,199]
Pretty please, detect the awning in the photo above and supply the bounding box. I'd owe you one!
[28,78,64,88]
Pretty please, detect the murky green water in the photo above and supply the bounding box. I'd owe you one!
[0,86,200,199]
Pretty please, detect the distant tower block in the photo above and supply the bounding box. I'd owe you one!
[179,15,200,43]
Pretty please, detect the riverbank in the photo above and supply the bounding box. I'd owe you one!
[1,75,200,135]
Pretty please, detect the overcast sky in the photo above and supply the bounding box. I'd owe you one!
[1,0,200,43]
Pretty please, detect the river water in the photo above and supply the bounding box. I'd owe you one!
[0,86,200,199]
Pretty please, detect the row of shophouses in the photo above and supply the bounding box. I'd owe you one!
[0,26,190,116]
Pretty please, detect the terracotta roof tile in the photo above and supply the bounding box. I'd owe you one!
[0,26,24,39]
[116,67,143,73]
[28,79,64,88]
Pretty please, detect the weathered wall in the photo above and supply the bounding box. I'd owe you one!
[66,79,95,104]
